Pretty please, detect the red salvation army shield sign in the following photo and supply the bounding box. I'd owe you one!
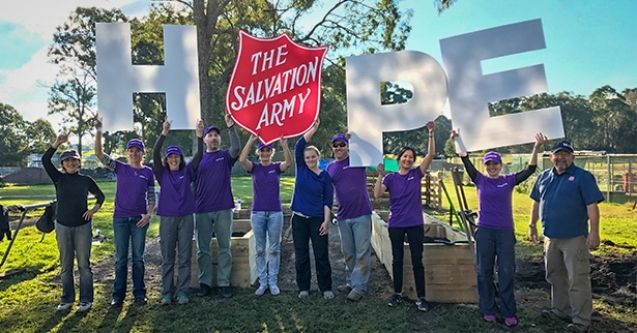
[226,31,328,145]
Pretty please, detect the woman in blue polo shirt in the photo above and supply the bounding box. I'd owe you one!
[451,130,546,327]
[239,134,292,297]
[291,120,334,300]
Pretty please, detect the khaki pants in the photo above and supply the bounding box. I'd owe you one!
[544,236,592,326]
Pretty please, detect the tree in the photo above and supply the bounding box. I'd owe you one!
[0,103,28,165]
[47,7,129,156]
[24,119,56,154]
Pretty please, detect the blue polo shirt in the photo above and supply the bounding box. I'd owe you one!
[290,137,333,218]
[530,164,604,238]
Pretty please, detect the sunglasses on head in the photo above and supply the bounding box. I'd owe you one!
[332,143,346,148]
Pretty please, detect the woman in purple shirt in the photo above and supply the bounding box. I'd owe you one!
[452,130,546,327]
[374,121,435,312]
[95,119,156,307]
[153,119,204,305]
[239,134,292,297]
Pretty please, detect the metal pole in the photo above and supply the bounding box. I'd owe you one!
[607,154,611,201]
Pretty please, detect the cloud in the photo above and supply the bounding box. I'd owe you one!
[0,0,147,131]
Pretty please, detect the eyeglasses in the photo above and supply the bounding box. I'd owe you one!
[332,143,346,148]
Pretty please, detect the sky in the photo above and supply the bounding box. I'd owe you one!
[0,0,635,133]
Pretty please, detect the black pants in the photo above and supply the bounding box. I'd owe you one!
[292,214,332,292]
[389,225,425,298]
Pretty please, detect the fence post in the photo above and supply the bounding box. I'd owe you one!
[607,154,611,201]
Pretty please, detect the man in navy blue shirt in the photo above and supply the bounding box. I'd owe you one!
[529,140,604,333]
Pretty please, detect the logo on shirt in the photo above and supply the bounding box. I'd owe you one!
[407,176,415,181]
[216,157,225,162]
[268,170,276,174]
[497,183,509,188]
[568,176,575,181]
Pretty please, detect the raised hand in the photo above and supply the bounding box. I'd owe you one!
[426,121,435,132]
[195,119,204,138]
[225,113,235,128]
[53,133,69,148]
[377,162,385,176]
[162,118,171,136]
[248,134,258,143]
[95,117,103,130]
[534,132,548,149]
[450,129,459,140]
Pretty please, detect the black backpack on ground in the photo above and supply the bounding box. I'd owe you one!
[0,204,11,241]
[36,202,56,234]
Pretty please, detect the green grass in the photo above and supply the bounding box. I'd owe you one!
[1,178,635,332]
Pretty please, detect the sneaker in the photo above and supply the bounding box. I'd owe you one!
[504,316,518,327]
[415,297,429,312]
[542,309,570,323]
[323,290,335,300]
[483,314,497,323]
[269,284,281,296]
[220,286,233,298]
[346,289,364,301]
[386,293,402,307]
[77,302,92,313]
[56,302,72,312]
[255,284,268,296]
[160,293,172,306]
[177,292,189,305]
[197,283,212,297]
[567,323,589,333]
[336,284,352,294]
[110,299,123,308]
[298,290,309,299]
[134,297,148,305]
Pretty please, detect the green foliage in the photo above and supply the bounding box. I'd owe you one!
[0,103,56,165]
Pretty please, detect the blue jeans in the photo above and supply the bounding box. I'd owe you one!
[337,215,372,292]
[475,227,517,317]
[195,209,233,287]
[55,222,93,303]
[251,211,284,286]
[112,216,149,301]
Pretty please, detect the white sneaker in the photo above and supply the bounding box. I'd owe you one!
[56,303,72,312]
[77,302,92,313]
[269,284,281,296]
[323,291,335,300]
[255,284,268,296]
[298,290,309,299]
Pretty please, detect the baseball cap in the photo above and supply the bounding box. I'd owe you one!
[204,125,221,136]
[552,140,574,154]
[126,138,145,152]
[483,151,502,164]
[257,142,273,151]
[331,133,348,144]
[164,145,183,157]
[60,150,80,161]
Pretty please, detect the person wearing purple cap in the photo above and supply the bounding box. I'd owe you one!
[452,130,546,327]
[325,132,373,301]
[42,132,105,313]
[194,113,241,298]
[152,118,204,305]
[238,134,292,296]
[95,119,156,307]
[529,140,603,333]
[291,119,335,300]
[374,121,435,311]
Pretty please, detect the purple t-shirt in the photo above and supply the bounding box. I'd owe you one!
[113,161,155,218]
[156,165,196,217]
[474,173,517,230]
[195,149,235,213]
[250,162,283,212]
[326,157,372,220]
[382,168,424,228]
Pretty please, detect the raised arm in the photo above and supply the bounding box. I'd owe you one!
[94,118,116,170]
[226,114,241,159]
[191,119,204,172]
[279,137,292,172]
[418,121,436,175]
[153,119,170,176]
[42,133,68,181]
[239,134,257,172]
[294,135,307,169]
[514,132,547,185]
[303,119,319,143]
[373,163,387,199]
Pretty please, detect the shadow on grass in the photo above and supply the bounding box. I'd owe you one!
[96,304,123,332]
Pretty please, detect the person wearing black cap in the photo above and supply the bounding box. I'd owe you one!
[451,130,546,327]
[152,118,204,305]
[42,133,105,313]
[529,140,604,333]
[95,119,156,306]
[238,133,292,296]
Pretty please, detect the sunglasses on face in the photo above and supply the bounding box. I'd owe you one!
[332,143,346,148]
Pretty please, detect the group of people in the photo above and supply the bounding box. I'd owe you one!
[42,116,603,333]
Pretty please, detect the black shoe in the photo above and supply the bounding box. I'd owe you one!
[220,286,233,298]
[110,299,123,308]
[134,297,148,305]
[387,293,402,307]
[197,284,212,297]
[415,297,429,312]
